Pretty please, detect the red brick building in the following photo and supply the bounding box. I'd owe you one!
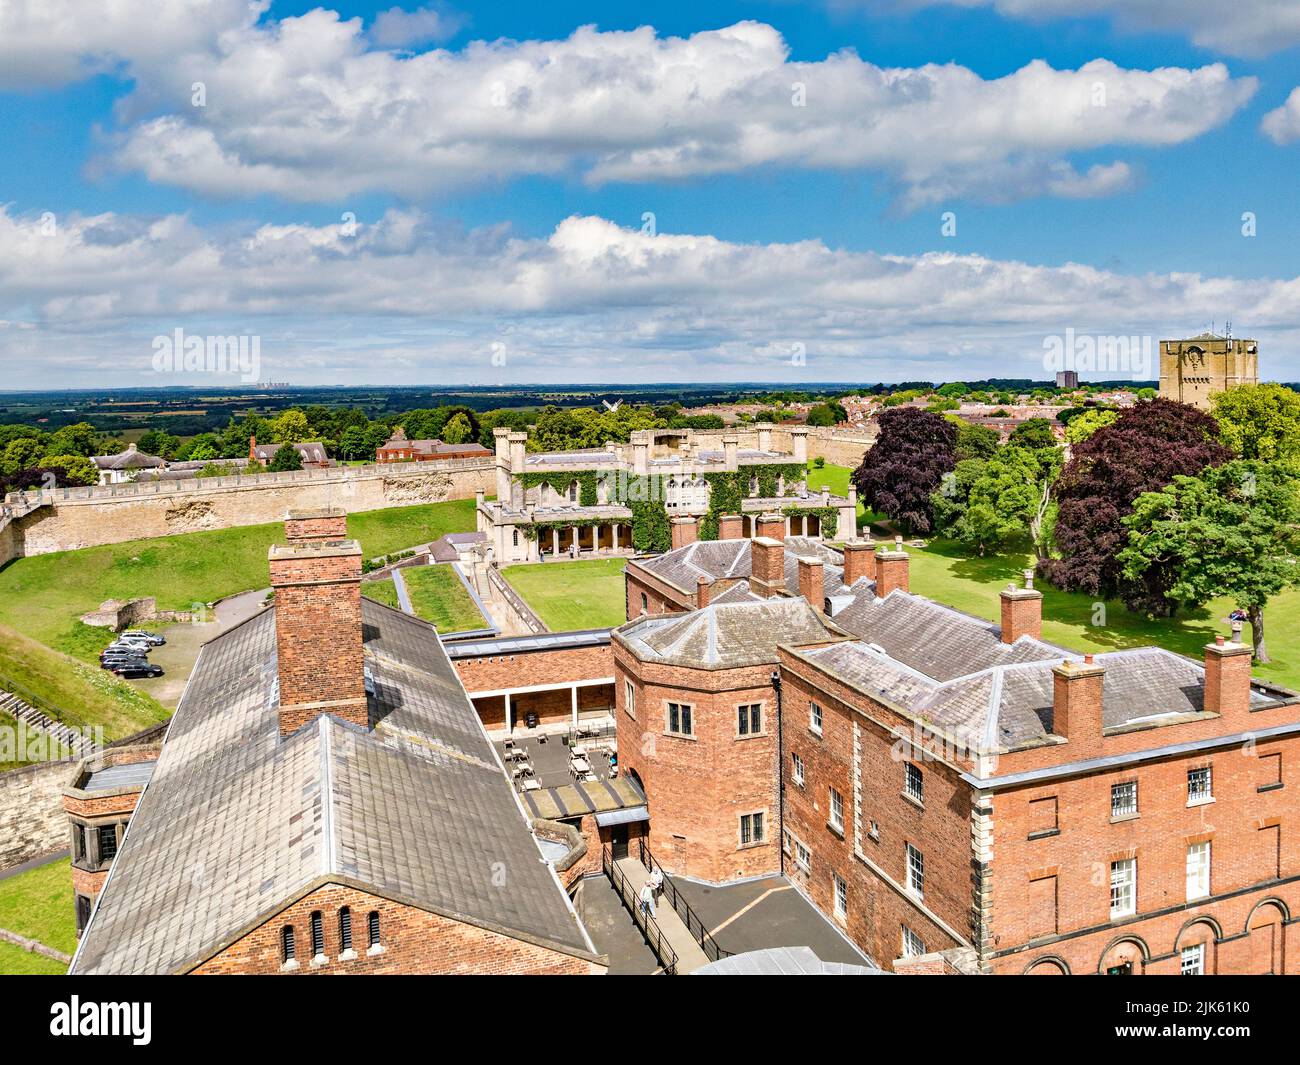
[69,508,604,976]
[376,427,492,464]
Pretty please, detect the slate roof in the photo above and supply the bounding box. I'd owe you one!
[251,441,331,464]
[70,600,594,975]
[695,945,884,976]
[616,597,844,669]
[93,445,165,471]
[632,537,847,600]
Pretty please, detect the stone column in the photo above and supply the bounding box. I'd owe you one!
[552,528,560,556]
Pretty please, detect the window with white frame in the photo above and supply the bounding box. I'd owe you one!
[1111,781,1137,818]
[902,926,925,959]
[666,701,693,736]
[1180,943,1205,975]
[785,831,811,873]
[624,679,635,720]
[737,703,762,736]
[809,702,823,736]
[1110,858,1136,918]
[1188,767,1213,804]
[1186,841,1211,901]
[791,751,805,787]
[905,763,923,804]
[739,812,765,846]
[828,787,845,833]
[905,843,925,898]
[833,873,848,921]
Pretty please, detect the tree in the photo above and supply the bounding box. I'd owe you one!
[338,425,370,461]
[268,444,303,472]
[953,420,1000,462]
[0,424,45,449]
[930,457,986,534]
[805,401,847,427]
[1118,461,1300,661]
[39,454,99,486]
[137,429,180,459]
[1007,417,1057,451]
[1210,383,1300,462]
[222,411,266,457]
[1039,398,1233,614]
[46,422,100,457]
[952,445,1060,557]
[936,382,969,398]
[271,409,310,444]
[1064,408,1118,445]
[1,436,46,476]
[176,433,221,461]
[852,407,957,534]
[441,411,473,444]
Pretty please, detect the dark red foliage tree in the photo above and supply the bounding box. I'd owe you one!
[0,465,82,494]
[851,407,957,534]
[1039,398,1232,615]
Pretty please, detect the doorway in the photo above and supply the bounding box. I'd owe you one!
[610,824,629,861]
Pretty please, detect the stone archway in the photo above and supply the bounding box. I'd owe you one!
[1023,955,1070,976]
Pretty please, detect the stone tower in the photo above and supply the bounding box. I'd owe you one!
[1159,333,1258,410]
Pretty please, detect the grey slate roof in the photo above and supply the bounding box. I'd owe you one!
[71,601,593,975]
[694,945,885,975]
[93,445,165,471]
[617,598,844,669]
[633,537,847,600]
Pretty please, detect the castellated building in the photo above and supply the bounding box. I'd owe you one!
[477,424,857,565]
[1159,332,1258,410]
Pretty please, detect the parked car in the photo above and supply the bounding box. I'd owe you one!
[100,654,148,669]
[104,640,150,655]
[121,630,166,646]
[108,661,164,678]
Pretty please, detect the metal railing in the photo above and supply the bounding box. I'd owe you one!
[602,843,678,976]
[639,839,733,963]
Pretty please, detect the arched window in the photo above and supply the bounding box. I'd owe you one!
[310,911,325,957]
[281,925,296,964]
[368,910,381,949]
[339,907,353,953]
[568,481,578,502]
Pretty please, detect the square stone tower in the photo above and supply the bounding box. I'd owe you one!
[1159,333,1258,410]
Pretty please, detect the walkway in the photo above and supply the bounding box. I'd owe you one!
[614,855,709,974]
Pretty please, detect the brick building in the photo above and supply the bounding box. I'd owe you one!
[375,427,492,464]
[69,508,604,975]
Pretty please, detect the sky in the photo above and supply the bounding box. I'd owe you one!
[1,0,1298,389]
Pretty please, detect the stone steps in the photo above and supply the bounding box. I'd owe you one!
[0,690,95,757]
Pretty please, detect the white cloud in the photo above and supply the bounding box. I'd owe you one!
[1,207,1297,386]
[97,16,1255,209]
[1262,88,1300,144]
[0,0,263,89]
[369,5,464,48]
[854,1,1300,57]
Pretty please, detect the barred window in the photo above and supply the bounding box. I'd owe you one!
[905,763,923,804]
[1111,781,1137,818]
[339,907,353,952]
[1188,767,1213,804]
[310,911,325,957]
[97,824,118,864]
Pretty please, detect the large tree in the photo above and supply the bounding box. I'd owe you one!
[1118,461,1300,661]
[852,406,957,534]
[1210,382,1300,462]
[1039,398,1232,615]
[953,443,1061,558]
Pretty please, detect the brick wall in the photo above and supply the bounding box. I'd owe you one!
[454,644,614,695]
[615,644,780,883]
[190,883,604,975]
[624,565,693,620]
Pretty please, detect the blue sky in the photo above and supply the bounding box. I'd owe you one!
[0,0,1297,387]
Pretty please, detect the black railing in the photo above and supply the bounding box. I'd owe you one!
[602,844,678,975]
[638,839,733,963]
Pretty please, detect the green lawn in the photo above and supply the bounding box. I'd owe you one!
[0,857,77,958]
[0,499,476,661]
[905,538,1300,693]
[805,462,876,533]
[401,565,488,633]
[0,940,66,975]
[361,578,403,611]
[501,559,628,631]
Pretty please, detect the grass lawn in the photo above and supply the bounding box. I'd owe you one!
[906,538,1300,693]
[401,565,488,633]
[0,499,476,661]
[501,559,628,631]
[0,940,66,975]
[0,857,77,957]
[361,578,402,611]
[805,462,878,533]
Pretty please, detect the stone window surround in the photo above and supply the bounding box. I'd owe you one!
[735,700,766,739]
[70,816,128,873]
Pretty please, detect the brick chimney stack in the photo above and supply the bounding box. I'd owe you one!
[841,539,876,587]
[756,512,785,540]
[797,556,825,612]
[1051,655,1105,751]
[750,536,786,599]
[670,515,699,550]
[718,514,744,540]
[874,536,910,598]
[270,512,367,737]
[1000,569,1043,644]
[1203,631,1253,719]
[696,576,712,610]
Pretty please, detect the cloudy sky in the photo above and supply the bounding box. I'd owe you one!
[1,0,1297,388]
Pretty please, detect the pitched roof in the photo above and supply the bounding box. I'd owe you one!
[93,444,165,470]
[616,597,844,669]
[70,601,593,974]
[632,536,847,599]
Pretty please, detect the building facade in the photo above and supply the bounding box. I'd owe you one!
[1159,333,1259,410]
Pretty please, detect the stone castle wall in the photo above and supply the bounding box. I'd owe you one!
[3,458,495,560]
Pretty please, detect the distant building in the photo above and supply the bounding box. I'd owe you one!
[248,436,333,469]
[1054,370,1079,390]
[91,443,166,485]
[1159,333,1258,410]
[376,427,492,464]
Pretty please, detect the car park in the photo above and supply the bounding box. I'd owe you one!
[109,661,164,678]
[121,630,166,646]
